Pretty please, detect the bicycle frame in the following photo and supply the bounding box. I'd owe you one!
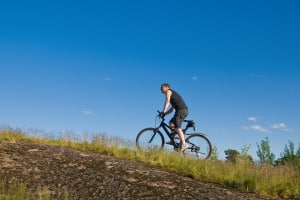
[136,112,212,159]
[155,117,191,149]
[157,118,173,139]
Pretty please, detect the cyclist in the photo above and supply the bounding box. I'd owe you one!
[159,83,189,151]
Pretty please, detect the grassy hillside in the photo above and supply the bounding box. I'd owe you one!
[0,128,299,199]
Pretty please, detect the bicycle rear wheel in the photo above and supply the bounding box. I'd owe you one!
[184,133,212,160]
[136,128,165,151]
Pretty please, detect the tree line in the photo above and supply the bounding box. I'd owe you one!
[211,137,300,168]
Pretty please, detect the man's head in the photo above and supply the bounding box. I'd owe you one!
[160,83,170,93]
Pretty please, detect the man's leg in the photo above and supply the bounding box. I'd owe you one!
[175,109,189,151]
[165,122,176,145]
[175,127,185,144]
[169,122,175,131]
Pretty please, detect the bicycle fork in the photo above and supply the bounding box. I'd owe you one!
[148,129,159,144]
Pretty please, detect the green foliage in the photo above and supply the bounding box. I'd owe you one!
[0,125,27,141]
[257,137,276,165]
[225,149,240,162]
[209,145,219,160]
[276,141,300,169]
[224,146,254,165]
[0,181,69,200]
[1,129,299,199]
[0,181,28,200]
[240,145,254,164]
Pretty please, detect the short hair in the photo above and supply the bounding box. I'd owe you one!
[161,83,170,88]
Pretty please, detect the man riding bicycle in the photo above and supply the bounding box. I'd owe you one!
[159,83,189,151]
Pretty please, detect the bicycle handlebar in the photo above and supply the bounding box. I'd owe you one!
[157,110,164,119]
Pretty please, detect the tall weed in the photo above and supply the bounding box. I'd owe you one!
[0,129,299,199]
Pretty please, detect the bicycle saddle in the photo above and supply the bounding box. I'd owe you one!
[184,120,195,128]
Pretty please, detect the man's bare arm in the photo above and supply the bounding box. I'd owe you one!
[163,90,173,115]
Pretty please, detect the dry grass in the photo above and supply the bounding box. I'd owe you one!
[0,128,299,199]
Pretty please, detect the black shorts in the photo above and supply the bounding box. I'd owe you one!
[170,109,188,128]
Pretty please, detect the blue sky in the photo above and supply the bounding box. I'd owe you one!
[1,0,299,160]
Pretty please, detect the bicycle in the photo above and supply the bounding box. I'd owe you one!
[136,111,212,160]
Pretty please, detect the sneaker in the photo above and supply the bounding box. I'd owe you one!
[166,141,173,145]
[181,143,190,152]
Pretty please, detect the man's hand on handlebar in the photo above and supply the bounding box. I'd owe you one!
[158,111,165,118]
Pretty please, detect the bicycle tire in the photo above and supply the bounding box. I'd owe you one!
[184,133,212,160]
[136,128,165,151]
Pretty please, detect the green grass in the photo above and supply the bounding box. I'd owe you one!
[0,129,299,199]
[0,180,28,200]
[0,180,70,200]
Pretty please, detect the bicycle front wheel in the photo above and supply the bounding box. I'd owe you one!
[136,128,165,151]
[184,133,212,160]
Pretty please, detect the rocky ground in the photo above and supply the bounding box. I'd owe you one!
[0,141,285,200]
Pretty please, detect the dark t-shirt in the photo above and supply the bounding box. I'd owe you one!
[169,89,188,111]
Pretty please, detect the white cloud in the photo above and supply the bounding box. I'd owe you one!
[81,110,94,115]
[250,125,268,132]
[272,123,286,129]
[192,76,198,80]
[243,118,292,133]
[104,76,112,81]
[248,117,257,122]
[243,125,268,133]
[271,123,291,132]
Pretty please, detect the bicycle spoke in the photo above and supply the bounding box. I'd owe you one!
[184,133,212,160]
[136,128,164,151]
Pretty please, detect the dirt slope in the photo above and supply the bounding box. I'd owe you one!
[0,141,278,199]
